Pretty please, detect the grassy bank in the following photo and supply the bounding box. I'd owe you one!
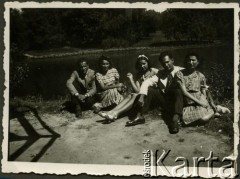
[11,94,234,145]
[24,41,224,59]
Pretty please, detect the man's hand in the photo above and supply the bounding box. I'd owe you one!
[138,94,145,107]
[77,94,86,102]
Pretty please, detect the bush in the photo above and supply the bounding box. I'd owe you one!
[204,62,234,140]
[10,44,29,97]
[206,63,233,102]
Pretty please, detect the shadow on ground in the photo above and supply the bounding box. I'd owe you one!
[9,102,60,162]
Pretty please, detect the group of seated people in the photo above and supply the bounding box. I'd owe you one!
[66,51,230,134]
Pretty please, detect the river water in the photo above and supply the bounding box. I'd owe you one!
[14,45,234,99]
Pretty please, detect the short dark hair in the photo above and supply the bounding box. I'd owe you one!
[184,52,200,68]
[159,51,173,63]
[97,55,113,69]
[135,54,151,71]
[77,58,88,67]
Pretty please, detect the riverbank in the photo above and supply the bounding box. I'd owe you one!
[11,96,234,139]
[24,47,150,59]
[24,41,224,59]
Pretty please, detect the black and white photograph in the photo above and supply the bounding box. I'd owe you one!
[2,2,239,177]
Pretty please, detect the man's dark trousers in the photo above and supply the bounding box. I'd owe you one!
[141,87,183,124]
[71,81,96,110]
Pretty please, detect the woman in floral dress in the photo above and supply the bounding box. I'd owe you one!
[175,53,230,125]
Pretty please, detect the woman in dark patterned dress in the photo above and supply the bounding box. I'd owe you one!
[175,53,230,125]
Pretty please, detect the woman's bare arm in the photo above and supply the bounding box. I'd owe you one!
[127,73,140,93]
[97,81,122,90]
[178,82,208,108]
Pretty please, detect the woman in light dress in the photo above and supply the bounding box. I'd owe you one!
[93,55,124,113]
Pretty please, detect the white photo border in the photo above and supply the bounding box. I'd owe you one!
[2,1,239,177]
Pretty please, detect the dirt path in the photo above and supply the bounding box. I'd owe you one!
[9,107,232,166]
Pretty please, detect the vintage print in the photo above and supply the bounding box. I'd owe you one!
[2,2,239,177]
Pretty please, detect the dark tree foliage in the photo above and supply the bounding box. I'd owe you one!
[21,9,66,50]
[10,9,29,51]
[10,8,161,50]
[10,8,233,51]
[159,9,233,42]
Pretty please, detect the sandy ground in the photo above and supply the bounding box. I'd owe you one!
[8,102,233,167]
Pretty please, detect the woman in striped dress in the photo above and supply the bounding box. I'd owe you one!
[175,53,230,125]
[93,55,124,113]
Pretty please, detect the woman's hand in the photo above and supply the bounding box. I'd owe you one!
[127,73,133,80]
[210,102,217,111]
[117,83,123,88]
[117,83,124,92]
[199,101,208,108]
[127,73,140,93]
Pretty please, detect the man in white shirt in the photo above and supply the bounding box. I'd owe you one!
[126,51,183,134]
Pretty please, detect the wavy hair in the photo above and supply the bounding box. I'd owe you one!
[135,54,151,72]
[97,55,113,72]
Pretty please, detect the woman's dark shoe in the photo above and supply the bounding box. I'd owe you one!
[102,119,113,124]
[125,117,145,127]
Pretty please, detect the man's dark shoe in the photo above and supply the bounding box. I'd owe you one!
[169,126,179,134]
[76,111,82,118]
[75,105,82,118]
[169,116,179,134]
[126,117,145,127]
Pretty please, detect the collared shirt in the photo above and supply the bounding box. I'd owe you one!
[139,66,184,95]
[137,68,159,86]
[66,68,96,96]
